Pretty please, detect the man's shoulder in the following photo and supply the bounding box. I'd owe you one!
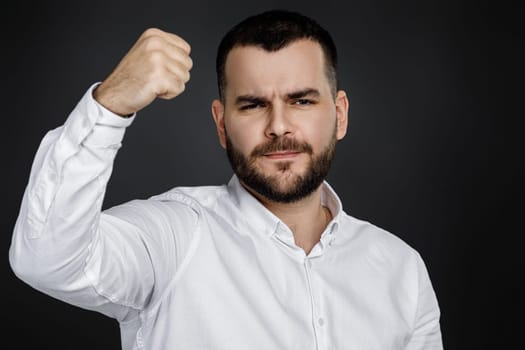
[102,184,229,231]
[148,183,229,210]
[338,212,420,261]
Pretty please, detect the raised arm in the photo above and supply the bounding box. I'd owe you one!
[9,28,194,322]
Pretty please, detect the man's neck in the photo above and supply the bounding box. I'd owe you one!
[242,184,332,255]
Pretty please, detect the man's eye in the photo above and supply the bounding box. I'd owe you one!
[240,103,265,110]
[294,99,313,105]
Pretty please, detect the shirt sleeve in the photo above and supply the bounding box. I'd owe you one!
[8,84,196,322]
[405,253,443,349]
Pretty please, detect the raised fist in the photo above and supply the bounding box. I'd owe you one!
[94,28,193,116]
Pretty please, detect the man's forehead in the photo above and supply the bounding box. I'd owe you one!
[224,39,325,64]
[223,40,329,99]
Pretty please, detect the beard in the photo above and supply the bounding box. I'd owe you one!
[225,127,337,203]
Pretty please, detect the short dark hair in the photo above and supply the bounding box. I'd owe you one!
[216,9,339,101]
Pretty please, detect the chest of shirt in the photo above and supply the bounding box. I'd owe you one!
[135,215,414,350]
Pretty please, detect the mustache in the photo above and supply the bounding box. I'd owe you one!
[250,137,313,157]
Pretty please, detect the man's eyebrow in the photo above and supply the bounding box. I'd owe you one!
[286,88,320,100]
[234,89,320,105]
[235,95,269,105]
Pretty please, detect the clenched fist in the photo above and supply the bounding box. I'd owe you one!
[93,28,193,117]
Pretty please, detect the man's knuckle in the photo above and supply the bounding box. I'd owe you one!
[143,27,163,37]
[186,56,194,70]
[144,37,164,51]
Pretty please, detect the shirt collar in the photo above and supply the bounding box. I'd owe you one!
[226,175,343,240]
[227,175,281,237]
[316,181,342,253]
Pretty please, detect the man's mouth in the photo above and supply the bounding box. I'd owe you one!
[263,151,302,159]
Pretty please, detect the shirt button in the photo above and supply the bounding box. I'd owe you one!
[318,318,325,326]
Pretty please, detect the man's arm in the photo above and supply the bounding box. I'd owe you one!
[8,28,193,321]
[405,253,443,349]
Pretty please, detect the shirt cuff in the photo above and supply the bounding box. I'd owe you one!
[62,83,136,149]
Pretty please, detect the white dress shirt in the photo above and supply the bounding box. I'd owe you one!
[9,84,443,350]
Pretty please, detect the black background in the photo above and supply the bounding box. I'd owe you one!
[2,0,504,349]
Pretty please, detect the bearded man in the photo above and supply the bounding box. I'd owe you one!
[9,9,442,350]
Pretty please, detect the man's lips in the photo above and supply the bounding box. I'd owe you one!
[262,151,302,159]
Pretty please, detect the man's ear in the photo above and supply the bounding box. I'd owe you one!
[335,90,349,140]
[211,99,227,149]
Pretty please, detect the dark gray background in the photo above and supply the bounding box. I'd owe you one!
[3,0,502,349]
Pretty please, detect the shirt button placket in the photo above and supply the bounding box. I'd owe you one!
[315,313,327,349]
[304,257,327,350]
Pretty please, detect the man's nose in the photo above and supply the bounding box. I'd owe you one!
[264,104,293,138]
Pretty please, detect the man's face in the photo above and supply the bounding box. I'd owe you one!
[212,40,349,203]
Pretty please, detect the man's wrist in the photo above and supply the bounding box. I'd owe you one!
[92,84,133,118]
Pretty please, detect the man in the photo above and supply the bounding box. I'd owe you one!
[9,9,442,350]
